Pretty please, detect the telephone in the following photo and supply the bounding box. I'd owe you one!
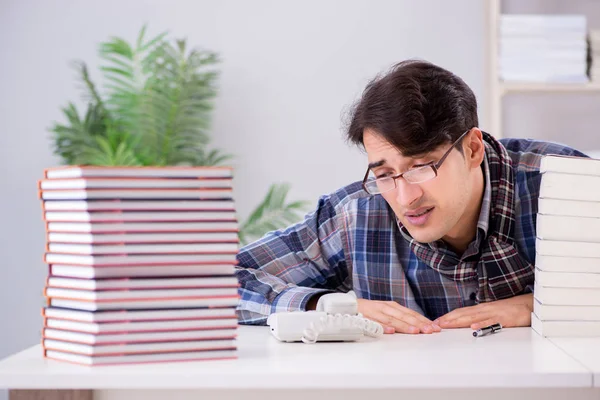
[266,291,384,343]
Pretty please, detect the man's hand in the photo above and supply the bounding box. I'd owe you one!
[357,299,441,334]
[434,293,534,330]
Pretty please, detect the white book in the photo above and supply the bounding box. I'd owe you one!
[43,328,237,344]
[45,287,239,301]
[47,242,239,255]
[536,238,600,258]
[535,254,600,274]
[538,198,600,218]
[49,297,240,311]
[500,74,588,83]
[45,317,238,334]
[500,15,587,29]
[533,299,600,321]
[39,178,232,190]
[535,268,600,288]
[43,338,236,355]
[531,312,600,337]
[537,214,600,242]
[45,349,237,366]
[44,252,238,266]
[47,231,240,244]
[40,188,233,200]
[44,211,238,222]
[42,306,237,323]
[43,200,236,211]
[46,276,239,291]
[48,264,237,279]
[47,221,239,233]
[534,282,600,306]
[540,155,599,176]
[44,166,233,180]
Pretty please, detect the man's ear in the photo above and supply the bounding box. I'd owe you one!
[464,128,485,169]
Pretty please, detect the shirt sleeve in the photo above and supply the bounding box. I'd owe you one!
[234,193,349,325]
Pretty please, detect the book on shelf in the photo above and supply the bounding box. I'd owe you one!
[48,296,240,311]
[44,165,233,179]
[44,287,240,302]
[39,178,233,190]
[44,316,238,334]
[531,312,600,337]
[44,348,237,366]
[42,306,237,323]
[43,338,236,356]
[48,263,238,279]
[533,299,600,321]
[47,231,241,244]
[42,199,236,211]
[46,276,240,291]
[44,252,238,266]
[46,221,240,233]
[43,327,237,345]
[46,242,240,255]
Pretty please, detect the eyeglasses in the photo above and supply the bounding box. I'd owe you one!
[362,129,471,195]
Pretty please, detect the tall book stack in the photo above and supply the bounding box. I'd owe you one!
[532,155,600,337]
[499,14,588,83]
[38,166,241,365]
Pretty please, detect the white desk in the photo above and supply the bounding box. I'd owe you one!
[0,326,598,400]
[550,337,600,387]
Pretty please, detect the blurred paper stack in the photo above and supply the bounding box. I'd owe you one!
[589,30,600,81]
[38,166,241,365]
[499,14,588,83]
[532,155,600,337]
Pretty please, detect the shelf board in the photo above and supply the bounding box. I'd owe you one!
[500,82,600,94]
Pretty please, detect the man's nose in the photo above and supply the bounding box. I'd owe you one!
[394,177,423,208]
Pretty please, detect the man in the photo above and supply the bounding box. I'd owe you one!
[234,59,587,334]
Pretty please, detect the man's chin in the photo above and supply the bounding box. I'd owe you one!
[403,227,443,244]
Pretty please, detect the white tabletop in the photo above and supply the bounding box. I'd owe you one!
[0,325,592,390]
[550,337,600,387]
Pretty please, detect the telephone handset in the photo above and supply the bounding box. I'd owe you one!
[266,291,384,343]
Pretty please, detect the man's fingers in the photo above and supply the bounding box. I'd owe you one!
[386,302,434,326]
[381,304,437,333]
[383,325,396,334]
[374,312,420,334]
[440,312,491,329]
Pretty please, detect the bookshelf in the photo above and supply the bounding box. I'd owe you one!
[485,0,600,140]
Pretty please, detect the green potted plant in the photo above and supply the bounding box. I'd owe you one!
[50,26,308,244]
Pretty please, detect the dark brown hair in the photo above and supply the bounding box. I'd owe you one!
[346,59,478,157]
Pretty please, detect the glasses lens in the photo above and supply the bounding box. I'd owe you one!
[365,177,395,194]
[404,166,436,183]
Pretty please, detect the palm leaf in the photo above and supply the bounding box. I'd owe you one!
[239,183,310,245]
[50,102,105,164]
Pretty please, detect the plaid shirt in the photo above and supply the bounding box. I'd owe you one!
[235,138,586,324]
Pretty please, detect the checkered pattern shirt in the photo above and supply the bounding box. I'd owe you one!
[235,138,586,324]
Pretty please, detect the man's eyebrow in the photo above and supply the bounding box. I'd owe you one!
[368,160,385,170]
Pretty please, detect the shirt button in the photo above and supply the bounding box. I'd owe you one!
[470,292,477,301]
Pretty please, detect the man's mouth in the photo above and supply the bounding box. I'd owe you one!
[404,207,435,226]
[405,207,434,217]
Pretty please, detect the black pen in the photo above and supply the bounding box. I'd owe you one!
[473,323,502,337]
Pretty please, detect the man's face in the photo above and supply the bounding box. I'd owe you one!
[363,129,473,244]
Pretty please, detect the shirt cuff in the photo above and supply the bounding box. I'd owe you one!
[272,286,334,313]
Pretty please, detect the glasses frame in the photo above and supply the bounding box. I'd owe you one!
[362,129,472,195]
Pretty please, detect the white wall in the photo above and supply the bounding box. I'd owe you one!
[0,0,485,394]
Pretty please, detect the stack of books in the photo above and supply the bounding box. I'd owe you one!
[499,14,588,83]
[38,166,241,365]
[532,155,600,337]
[589,30,600,82]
